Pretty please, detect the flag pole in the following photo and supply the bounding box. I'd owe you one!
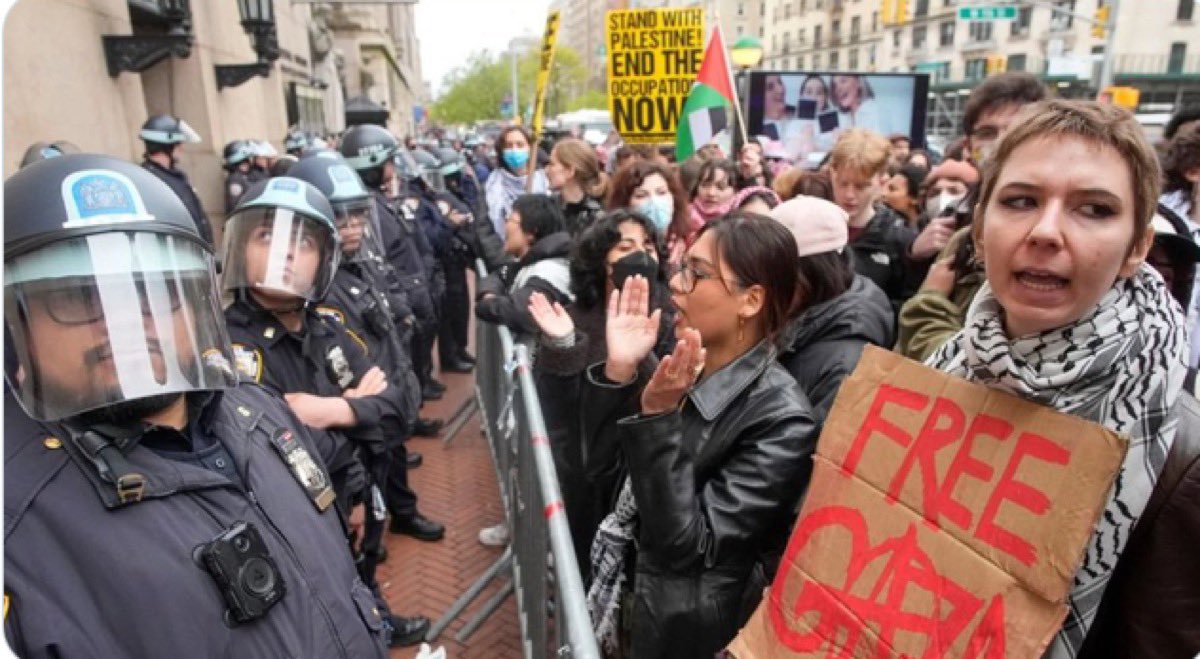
[710,10,749,150]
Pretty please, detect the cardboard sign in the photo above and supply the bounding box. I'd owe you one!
[605,8,704,144]
[530,11,561,140]
[728,346,1128,658]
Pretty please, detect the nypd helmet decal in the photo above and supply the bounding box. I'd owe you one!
[60,170,154,228]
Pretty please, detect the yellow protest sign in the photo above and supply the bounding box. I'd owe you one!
[605,8,704,144]
[531,11,561,140]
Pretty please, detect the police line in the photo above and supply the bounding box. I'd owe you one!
[426,262,600,658]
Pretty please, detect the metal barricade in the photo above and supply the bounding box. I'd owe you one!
[427,262,600,659]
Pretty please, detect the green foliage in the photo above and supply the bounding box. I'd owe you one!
[430,45,604,124]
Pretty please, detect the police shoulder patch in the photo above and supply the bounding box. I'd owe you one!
[314,305,346,325]
[231,343,263,382]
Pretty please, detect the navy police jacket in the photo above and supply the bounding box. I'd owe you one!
[3,385,388,658]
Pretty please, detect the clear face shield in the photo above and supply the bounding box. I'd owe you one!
[4,233,236,422]
[332,197,383,263]
[420,167,446,194]
[220,208,340,302]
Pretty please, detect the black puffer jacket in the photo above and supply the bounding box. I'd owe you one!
[848,206,917,309]
[777,275,895,423]
[475,232,574,337]
[585,340,819,658]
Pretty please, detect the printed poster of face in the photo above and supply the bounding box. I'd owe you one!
[747,72,929,167]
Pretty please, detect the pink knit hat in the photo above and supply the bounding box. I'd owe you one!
[769,195,849,258]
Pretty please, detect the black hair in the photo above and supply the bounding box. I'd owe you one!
[511,194,565,241]
[793,250,856,316]
[896,164,926,199]
[1165,104,1200,141]
[569,209,666,310]
[695,212,798,339]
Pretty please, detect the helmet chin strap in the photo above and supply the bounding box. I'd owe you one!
[244,287,306,314]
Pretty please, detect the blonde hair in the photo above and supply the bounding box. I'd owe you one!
[552,138,608,199]
[828,128,891,178]
[975,100,1161,244]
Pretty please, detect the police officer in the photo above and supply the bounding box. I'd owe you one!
[223,140,256,213]
[394,149,453,391]
[288,153,445,544]
[249,140,275,182]
[219,176,433,645]
[3,154,388,657]
[412,149,476,373]
[284,129,309,158]
[340,125,448,422]
[138,114,214,250]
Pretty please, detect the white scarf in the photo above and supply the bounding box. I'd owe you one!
[927,264,1187,657]
[484,167,549,236]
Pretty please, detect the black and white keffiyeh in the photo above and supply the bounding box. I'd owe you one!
[586,478,637,658]
[927,264,1187,658]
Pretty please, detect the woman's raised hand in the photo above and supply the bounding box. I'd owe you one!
[641,327,705,416]
[604,275,662,384]
[528,291,575,340]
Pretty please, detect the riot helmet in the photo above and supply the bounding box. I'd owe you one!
[4,154,236,422]
[220,177,341,305]
[139,114,201,147]
[410,148,445,193]
[392,149,421,182]
[339,124,398,189]
[284,130,309,155]
[20,142,68,169]
[223,140,254,170]
[270,154,298,176]
[434,147,465,177]
[287,152,383,261]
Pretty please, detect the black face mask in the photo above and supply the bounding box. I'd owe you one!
[610,250,659,293]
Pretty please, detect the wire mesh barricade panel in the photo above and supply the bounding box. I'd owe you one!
[428,261,599,658]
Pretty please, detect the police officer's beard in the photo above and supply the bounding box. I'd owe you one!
[72,392,181,428]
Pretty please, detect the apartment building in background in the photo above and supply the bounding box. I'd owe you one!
[759,0,1199,137]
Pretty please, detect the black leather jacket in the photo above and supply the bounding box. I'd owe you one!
[585,340,819,658]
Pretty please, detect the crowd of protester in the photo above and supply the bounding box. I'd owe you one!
[472,73,1200,658]
[7,71,1200,658]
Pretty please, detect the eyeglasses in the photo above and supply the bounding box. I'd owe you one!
[668,261,740,294]
[36,280,183,325]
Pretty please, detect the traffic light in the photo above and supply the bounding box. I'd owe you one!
[986,55,1006,74]
[1101,86,1140,110]
[1092,4,1110,38]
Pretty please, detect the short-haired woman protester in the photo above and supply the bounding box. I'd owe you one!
[925,100,1200,658]
[584,213,819,658]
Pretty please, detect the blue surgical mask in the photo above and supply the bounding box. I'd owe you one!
[502,148,530,170]
[635,195,674,232]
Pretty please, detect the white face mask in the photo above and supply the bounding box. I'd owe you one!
[930,192,965,216]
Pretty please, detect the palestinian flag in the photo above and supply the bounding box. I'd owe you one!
[676,26,736,161]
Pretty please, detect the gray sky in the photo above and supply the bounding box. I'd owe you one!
[416,0,554,98]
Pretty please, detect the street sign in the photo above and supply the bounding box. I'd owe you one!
[957,5,1018,20]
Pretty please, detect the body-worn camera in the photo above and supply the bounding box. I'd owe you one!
[194,521,285,625]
